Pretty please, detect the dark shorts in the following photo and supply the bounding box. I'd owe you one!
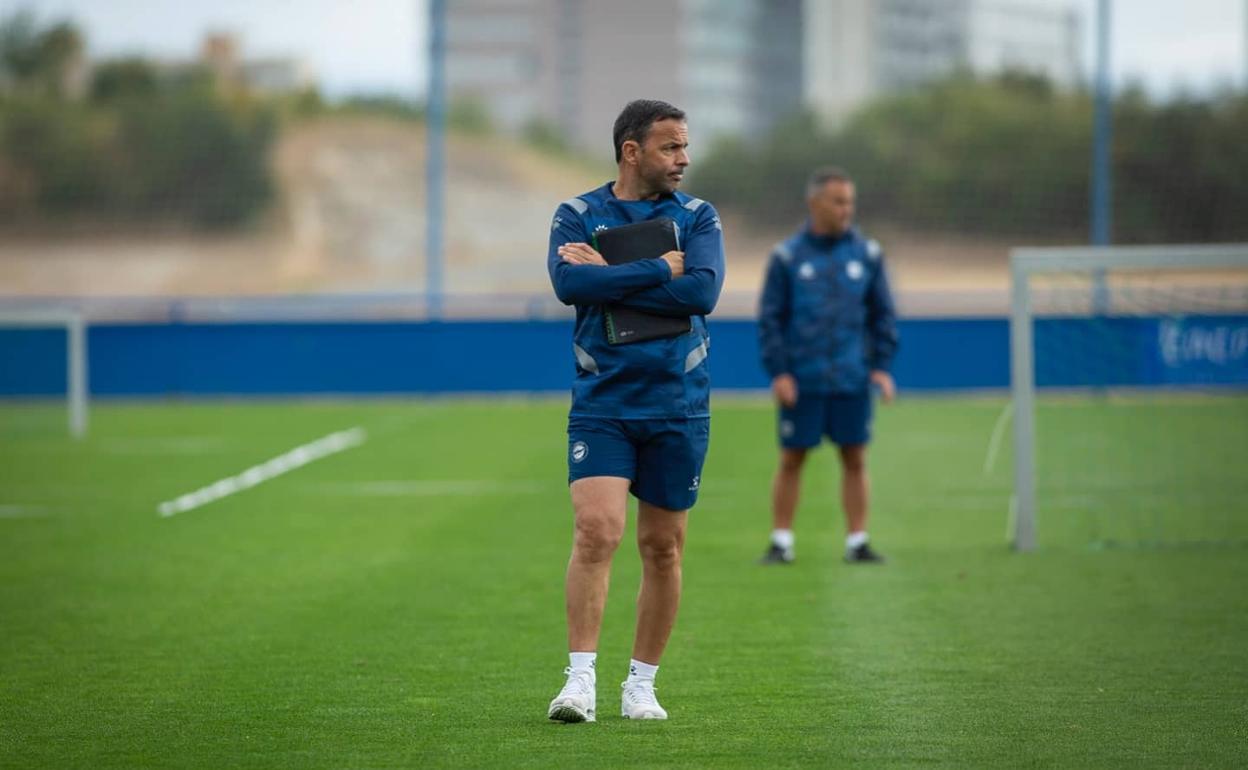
[778,389,872,449]
[567,416,710,511]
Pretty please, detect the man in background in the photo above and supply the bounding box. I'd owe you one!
[757,167,898,565]
[545,99,725,722]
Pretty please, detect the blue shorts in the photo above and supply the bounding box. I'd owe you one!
[567,416,710,511]
[778,390,872,449]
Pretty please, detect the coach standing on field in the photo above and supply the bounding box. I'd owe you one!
[544,100,725,723]
[757,167,898,566]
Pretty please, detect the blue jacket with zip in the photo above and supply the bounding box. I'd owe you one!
[758,225,898,394]
[547,182,725,419]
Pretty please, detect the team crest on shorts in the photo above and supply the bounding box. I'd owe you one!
[570,441,589,463]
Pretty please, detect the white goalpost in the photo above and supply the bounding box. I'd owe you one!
[1009,243,1248,551]
[0,309,89,439]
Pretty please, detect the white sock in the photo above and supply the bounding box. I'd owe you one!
[846,531,868,549]
[627,659,658,682]
[569,652,596,674]
[771,528,795,549]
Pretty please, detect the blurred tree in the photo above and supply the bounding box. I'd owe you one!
[689,72,1248,243]
[521,118,568,154]
[0,95,107,218]
[0,13,276,230]
[0,10,83,97]
[447,97,492,135]
[0,11,44,84]
[339,94,424,121]
[90,57,159,102]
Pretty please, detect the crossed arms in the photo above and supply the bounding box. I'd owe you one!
[547,205,725,318]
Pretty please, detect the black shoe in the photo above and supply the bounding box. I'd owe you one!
[844,543,885,564]
[758,543,795,565]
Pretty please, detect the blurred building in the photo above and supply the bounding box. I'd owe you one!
[199,32,315,95]
[805,0,1082,126]
[446,0,802,155]
[446,0,1079,148]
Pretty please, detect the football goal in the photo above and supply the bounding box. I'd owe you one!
[1009,244,1248,551]
[0,309,88,438]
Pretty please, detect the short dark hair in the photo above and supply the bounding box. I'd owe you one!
[612,99,686,163]
[807,166,853,197]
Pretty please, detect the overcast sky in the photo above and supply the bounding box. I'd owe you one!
[4,0,1246,99]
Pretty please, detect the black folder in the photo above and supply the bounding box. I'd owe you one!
[593,217,692,345]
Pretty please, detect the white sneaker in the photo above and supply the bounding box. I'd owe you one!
[620,678,668,720]
[548,667,596,723]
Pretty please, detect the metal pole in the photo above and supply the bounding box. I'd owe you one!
[1010,254,1036,551]
[1091,0,1113,312]
[67,314,87,439]
[426,0,447,320]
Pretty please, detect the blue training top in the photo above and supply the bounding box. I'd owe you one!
[758,225,899,395]
[548,182,726,419]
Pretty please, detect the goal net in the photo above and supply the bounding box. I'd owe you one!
[1010,245,1248,550]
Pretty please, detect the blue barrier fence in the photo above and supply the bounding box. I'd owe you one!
[2,316,1246,397]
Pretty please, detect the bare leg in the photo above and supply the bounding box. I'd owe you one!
[631,500,688,664]
[770,447,809,531]
[565,477,630,652]
[838,444,869,535]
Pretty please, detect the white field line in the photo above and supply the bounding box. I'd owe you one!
[0,505,49,519]
[157,427,367,518]
[314,480,550,497]
[101,436,231,455]
[982,402,1014,477]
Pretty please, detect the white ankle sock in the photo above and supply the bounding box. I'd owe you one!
[771,528,795,549]
[627,659,658,682]
[846,531,868,549]
[569,652,597,673]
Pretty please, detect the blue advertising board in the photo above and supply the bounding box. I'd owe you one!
[3,316,1246,397]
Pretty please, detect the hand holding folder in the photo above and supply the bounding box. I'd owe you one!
[593,218,693,345]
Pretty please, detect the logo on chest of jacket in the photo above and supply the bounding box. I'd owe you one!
[846,260,864,281]
[798,262,816,280]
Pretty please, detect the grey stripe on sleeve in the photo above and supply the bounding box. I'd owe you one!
[573,343,599,374]
[562,197,589,215]
[684,339,709,373]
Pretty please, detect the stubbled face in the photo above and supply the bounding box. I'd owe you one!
[634,118,690,197]
[809,180,856,235]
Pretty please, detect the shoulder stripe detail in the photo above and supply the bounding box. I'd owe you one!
[683,197,706,212]
[866,239,882,260]
[561,197,589,215]
[772,242,794,263]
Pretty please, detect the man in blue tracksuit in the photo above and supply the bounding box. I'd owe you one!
[544,100,725,723]
[757,167,898,566]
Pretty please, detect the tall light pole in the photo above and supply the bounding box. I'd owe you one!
[1090,0,1112,313]
[426,0,447,320]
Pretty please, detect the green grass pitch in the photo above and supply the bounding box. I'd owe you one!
[1,396,1245,767]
